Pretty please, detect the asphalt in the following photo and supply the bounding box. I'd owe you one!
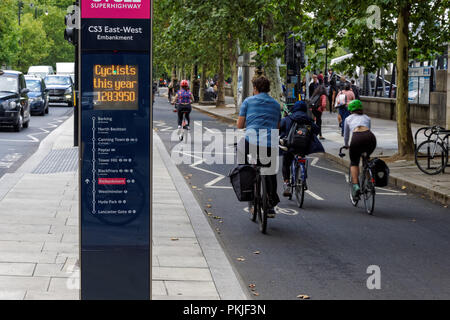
[0,105,73,180]
[154,94,450,300]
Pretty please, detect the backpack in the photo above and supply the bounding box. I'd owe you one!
[368,158,390,187]
[286,119,312,155]
[309,94,320,110]
[335,92,347,108]
[228,165,257,202]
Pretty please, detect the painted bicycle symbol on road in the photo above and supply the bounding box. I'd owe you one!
[243,206,299,216]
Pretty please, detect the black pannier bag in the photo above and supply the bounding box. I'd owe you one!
[368,158,390,187]
[228,165,257,202]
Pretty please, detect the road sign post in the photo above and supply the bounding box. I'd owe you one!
[79,0,152,299]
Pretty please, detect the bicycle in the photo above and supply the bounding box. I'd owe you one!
[172,103,190,142]
[339,146,376,215]
[414,126,449,175]
[234,143,270,234]
[247,162,270,234]
[280,143,307,208]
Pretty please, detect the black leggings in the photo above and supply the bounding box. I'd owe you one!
[349,131,377,166]
[177,104,191,126]
[312,109,322,136]
[282,152,294,181]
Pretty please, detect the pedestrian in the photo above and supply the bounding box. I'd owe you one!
[309,74,319,99]
[327,68,337,113]
[318,72,324,85]
[311,84,327,140]
[351,79,360,100]
[335,83,355,136]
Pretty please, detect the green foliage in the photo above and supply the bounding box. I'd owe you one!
[0,0,74,72]
[0,0,20,68]
[17,13,53,73]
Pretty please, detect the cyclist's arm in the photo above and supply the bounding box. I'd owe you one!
[344,119,350,147]
[171,93,178,104]
[237,116,246,129]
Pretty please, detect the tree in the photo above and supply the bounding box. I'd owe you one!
[300,0,449,156]
[0,0,20,68]
[16,13,53,73]
[39,5,74,66]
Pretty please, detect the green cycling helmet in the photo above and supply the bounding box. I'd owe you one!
[348,99,363,112]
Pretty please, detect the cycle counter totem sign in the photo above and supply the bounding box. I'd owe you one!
[79,0,152,299]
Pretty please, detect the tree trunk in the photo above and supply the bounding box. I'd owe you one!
[171,66,177,81]
[228,36,239,113]
[199,64,207,103]
[190,64,195,92]
[264,58,283,104]
[261,15,282,105]
[216,43,226,107]
[396,2,415,156]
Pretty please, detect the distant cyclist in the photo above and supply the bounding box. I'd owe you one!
[172,80,194,129]
[343,100,377,200]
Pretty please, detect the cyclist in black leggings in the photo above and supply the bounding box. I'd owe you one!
[343,100,377,200]
[172,80,194,129]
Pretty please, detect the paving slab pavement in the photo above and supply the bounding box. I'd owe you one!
[0,115,247,300]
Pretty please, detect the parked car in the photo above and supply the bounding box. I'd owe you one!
[44,75,74,107]
[0,70,30,131]
[25,75,49,115]
[27,65,54,79]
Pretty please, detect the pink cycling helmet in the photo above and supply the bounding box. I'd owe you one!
[180,80,189,88]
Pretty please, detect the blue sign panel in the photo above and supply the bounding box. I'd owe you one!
[80,1,152,299]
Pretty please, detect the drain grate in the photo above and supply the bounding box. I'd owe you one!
[33,148,78,174]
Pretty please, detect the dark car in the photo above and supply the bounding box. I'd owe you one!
[25,76,49,115]
[0,70,30,131]
[44,75,74,107]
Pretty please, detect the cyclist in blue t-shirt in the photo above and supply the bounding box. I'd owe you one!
[237,76,281,217]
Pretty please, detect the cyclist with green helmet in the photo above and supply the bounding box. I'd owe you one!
[343,100,377,200]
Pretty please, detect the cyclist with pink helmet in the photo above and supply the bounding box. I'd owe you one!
[172,80,194,129]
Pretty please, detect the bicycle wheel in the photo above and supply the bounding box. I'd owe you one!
[362,169,375,215]
[258,176,268,234]
[415,140,448,175]
[294,165,305,208]
[348,167,359,207]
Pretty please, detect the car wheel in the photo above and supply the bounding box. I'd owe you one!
[23,120,29,129]
[45,105,49,114]
[14,114,23,132]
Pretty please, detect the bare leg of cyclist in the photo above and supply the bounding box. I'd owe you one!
[350,166,359,184]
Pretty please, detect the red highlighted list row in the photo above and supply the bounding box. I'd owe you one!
[98,178,127,185]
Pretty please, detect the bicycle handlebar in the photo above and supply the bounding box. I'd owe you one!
[339,146,348,158]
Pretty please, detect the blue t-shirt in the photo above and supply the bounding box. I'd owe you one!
[239,93,281,147]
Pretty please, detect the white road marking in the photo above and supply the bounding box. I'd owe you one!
[0,153,22,168]
[305,190,324,201]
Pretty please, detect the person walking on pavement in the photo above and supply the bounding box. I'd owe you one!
[335,83,355,136]
[351,79,360,100]
[311,84,327,140]
[326,69,337,113]
[237,76,281,218]
[279,100,324,197]
[343,99,377,200]
[309,74,319,99]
